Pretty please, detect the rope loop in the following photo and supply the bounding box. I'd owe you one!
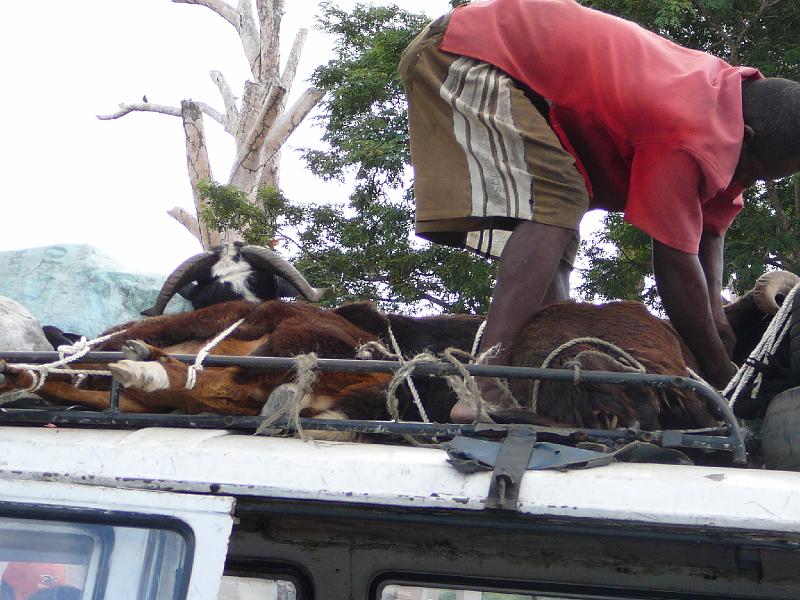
[5,329,127,392]
[529,337,647,414]
[185,318,245,390]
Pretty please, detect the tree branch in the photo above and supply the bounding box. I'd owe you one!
[795,176,800,233]
[167,206,202,240]
[766,182,790,233]
[257,0,283,83]
[228,83,287,184]
[96,102,181,120]
[173,0,261,77]
[416,291,454,311]
[172,0,238,27]
[210,70,239,133]
[281,28,308,91]
[179,101,222,248]
[255,87,324,178]
[730,0,781,63]
[691,0,734,59]
[237,0,261,77]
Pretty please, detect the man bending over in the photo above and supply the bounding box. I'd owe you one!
[399,0,800,422]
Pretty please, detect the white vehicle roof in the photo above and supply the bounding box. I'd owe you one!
[1,425,800,537]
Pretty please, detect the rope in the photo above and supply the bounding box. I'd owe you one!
[724,283,800,408]
[357,338,434,423]
[386,324,430,423]
[254,352,319,440]
[471,320,488,356]
[5,330,126,392]
[185,318,245,389]
[529,337,647,414]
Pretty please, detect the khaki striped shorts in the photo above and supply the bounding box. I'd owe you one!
[398,15,589,262]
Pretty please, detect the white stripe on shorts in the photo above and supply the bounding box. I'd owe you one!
[440,57,534,222]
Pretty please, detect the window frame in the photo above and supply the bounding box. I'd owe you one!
[369,571,784,600]
[0,501,196,600]
[223,557,315,600]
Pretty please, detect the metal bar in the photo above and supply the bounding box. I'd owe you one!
[0,351,746,462]
[108,379,121,413]
[0,409,741,454]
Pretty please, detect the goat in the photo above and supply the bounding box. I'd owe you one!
[0,272,796,435]
[0,301,391,440]
[140,242,327,316]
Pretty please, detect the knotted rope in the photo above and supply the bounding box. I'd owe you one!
[358,323,432,423]
[724,282,800,408]
[529,337,647,414]
[185,318,245,390]
[5,330,126,393]
[356,337,511,428]
[254,352,319,440]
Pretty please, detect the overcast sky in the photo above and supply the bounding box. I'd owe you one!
[0,0,452,274]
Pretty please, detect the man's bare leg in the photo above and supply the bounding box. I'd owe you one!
[451,221,575,422]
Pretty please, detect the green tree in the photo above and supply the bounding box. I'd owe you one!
[578,0,800,302]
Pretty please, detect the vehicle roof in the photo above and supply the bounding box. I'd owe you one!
[1,425,799,535]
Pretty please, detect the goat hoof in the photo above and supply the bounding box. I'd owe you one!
[109,361,170,392]
[122,340,151,361]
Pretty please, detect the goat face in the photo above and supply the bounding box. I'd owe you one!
[141,243,326,316]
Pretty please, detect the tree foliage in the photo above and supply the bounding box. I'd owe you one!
[578,0,800,302]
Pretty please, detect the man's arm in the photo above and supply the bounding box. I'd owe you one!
[697,231,736,356]
[652,238,736,389]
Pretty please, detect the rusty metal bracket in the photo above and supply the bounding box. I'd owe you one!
[484,429,537,511]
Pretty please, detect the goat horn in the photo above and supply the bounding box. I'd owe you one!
[276,278,301,298]
[141,251,217,316]
[240,246,328,302]
[753,270,800,315]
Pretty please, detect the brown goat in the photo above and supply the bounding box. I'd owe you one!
[0,300,391,419]
[508,301,717,430]
[1,270,796,433]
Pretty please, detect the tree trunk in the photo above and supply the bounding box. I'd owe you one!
[98,0,323,249]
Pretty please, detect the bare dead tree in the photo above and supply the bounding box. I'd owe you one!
[98,0,324,249]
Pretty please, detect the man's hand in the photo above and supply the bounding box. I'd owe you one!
[715,315,736,359]
[699,231,736,359]
[652,239,736,389]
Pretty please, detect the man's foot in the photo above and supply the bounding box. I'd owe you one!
[449,376,512,423]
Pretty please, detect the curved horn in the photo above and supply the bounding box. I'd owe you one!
[140,251,217,316]
[240,246,328,302]
[753,270,800,315]
[276,278,301,299]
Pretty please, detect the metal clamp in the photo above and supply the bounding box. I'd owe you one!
[484,428,537,510]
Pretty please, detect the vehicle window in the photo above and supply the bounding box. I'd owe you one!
[379,585,619,599]
[218,576,296,600]
[0,514,189,600]
[380,590,535,600]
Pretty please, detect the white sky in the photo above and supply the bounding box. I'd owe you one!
[0,0,453,274]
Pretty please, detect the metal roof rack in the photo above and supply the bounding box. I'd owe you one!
[0,350,747,464]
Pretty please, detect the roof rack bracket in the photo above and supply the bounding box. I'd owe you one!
[484,428,537,511]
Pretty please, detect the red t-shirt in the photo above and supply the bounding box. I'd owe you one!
[440,0,762,253]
